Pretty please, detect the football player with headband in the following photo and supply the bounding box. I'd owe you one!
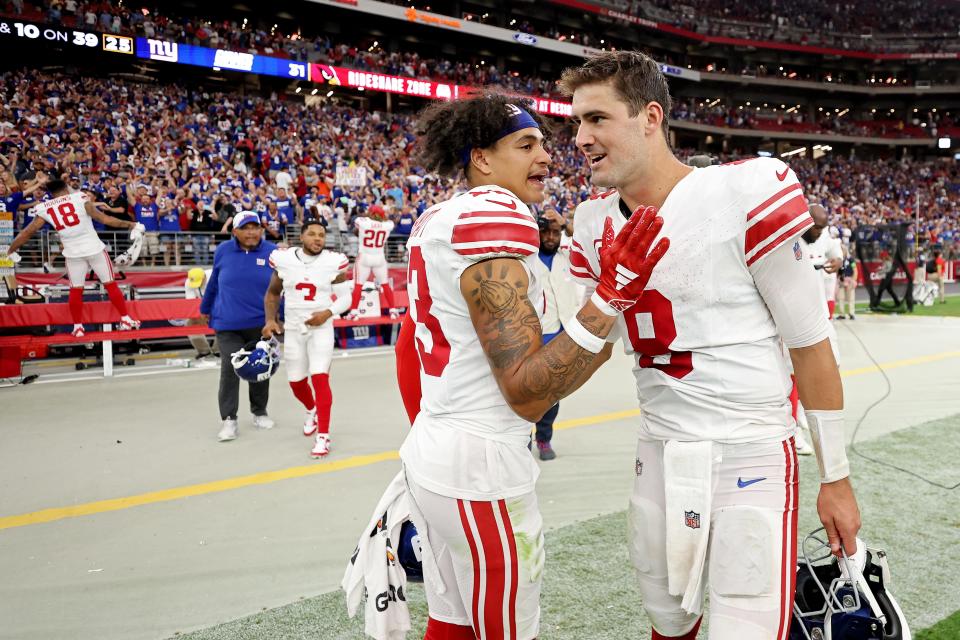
[4,178,144,337]
[263,220,351,458]
[561,51,860,640]
[356,94,669,640]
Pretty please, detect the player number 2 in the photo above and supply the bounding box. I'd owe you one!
[295,282,317,301]
[47,202,80,231]
[362,229,386,248]
[623,290,693,380]
[408,246,450,376]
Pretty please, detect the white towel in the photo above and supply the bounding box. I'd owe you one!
[341,470,413,640]
[663,440,714,615]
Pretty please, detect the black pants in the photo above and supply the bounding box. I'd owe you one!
[216,328,270,421]
[535,402,559,444]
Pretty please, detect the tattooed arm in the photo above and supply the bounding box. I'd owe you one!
[460,257,615,423]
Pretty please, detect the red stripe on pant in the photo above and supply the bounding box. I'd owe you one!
[457,500,483,640]
[470,501,507,640]
[310,373,332,434]
[776,439,799,640]
[497,501,519,639]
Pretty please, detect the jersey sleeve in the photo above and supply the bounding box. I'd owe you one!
[268,248,283,270]
[450,193,539,263]
[569,204,601,286]
[741,158,813,267]
[331,251,349,275]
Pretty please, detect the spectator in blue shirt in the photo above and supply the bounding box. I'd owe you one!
[200,211,278,442]
[158,199,182,266]
[131,191,161,266]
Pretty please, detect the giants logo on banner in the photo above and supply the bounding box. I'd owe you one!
[146,38,177,62]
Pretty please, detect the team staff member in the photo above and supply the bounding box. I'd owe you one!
[201,211,278,442]
[184,267,218,359]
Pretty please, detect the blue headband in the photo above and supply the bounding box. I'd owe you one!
[459,105,540,168]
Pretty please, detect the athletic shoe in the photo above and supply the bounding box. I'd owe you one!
[194,354,220,369]
[303,408,318,437]
[835,314,846,320]
[849,314,856,320]
[795,426,814,456]
[311,434,331,458]
[253,414,275,430]
[218,419,239,442]
[389,308,400,320]
[346,310,360,322]
[536,440,557,461]
[42,262,53,273]
[118,316,140,330]
[71,324,86,338]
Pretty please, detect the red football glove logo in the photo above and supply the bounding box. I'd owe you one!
[594,206,669,314]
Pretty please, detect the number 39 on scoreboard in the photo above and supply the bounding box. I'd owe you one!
[102,34,133,54]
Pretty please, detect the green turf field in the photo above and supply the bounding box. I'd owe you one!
[854,292,960,317]
[174,412,960,639]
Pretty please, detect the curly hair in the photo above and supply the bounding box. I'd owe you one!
[414,94,550,179]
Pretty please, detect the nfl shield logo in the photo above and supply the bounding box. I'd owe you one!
[635,458,644,476]
[793,241,802,261]
[684,510,701,529]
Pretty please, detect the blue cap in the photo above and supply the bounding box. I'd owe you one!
[232,211,261,229]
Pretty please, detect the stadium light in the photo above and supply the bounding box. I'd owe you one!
[938,138,951,149]
[326,91,334,97]
[780,147,807,158]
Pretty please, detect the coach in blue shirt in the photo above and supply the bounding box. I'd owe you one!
[200,211,278,442]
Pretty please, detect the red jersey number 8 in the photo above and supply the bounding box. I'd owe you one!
[407,246,450,376]
[47,202,80,231]
[623,289,693,380]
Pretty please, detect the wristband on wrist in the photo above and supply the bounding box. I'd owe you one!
[564,313,606,354]
[805,409,850,483]
[590,290,622,317]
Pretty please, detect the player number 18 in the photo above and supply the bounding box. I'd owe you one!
[46,202,80,231]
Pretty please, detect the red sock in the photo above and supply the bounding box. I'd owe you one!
[652,617,702,640]
[68,287,84,324]
[395,314,422,427]
[423,617,476,640]
[311,373,332,434]
[827,299,836,319]
[381,282,396,308]
[789,375,799,423]
[349,283,363,310]
[289,378,315,410]
[104,281,129,316]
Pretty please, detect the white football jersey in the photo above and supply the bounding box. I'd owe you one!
[804,232,843,301]
[269,247,349,315]
[399,185,544,500]
[32,192,105,258]
[355,216,394,260]
[571,157,814,444]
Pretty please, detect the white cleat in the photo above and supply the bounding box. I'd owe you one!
[389,308,400,320]
[218,419,239,442]
[303,408,318,437]
[311,434,331,458]
[346,310,360,322]
[253,414,275,430]
[118,316,141,330]
[71,324,86,338]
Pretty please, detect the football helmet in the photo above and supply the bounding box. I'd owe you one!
[396,520,423,582]
[231,337,280,382]
[368,204,387,221]
[792,528,911,640]
[114,233,143,267]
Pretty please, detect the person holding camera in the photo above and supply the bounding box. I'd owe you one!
[528,207,583,460]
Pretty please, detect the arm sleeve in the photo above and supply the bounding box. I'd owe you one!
[568,207,601,287]
[750,238,831,349]
[329,279,353,316]
[395,313,422,427]
[742,158,814,267]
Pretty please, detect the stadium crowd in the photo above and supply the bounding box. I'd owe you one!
[1,69,957,270]
[4,0,958,96]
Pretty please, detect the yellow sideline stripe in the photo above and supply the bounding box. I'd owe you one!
[3,349,960,531]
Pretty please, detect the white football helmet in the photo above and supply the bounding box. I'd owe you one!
[114,234,143,267]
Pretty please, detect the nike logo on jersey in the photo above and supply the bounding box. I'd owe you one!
[489,199,517,210]
[776,168,789,182]
[737,476,766,488]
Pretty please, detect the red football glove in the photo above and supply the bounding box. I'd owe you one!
[592,206,669,315]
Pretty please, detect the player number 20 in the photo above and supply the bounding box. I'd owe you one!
[623,290,693,380]
[46,202,80,231]
[362,229,387,248]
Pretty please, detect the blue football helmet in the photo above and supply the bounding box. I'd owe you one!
[792,528,911,640]
[397,520,423,582]
[231,338,280,382]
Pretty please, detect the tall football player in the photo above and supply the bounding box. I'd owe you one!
[561,51,860,640]
[263,221,351,458]
[390,95,668,640]
[347,204,398,319]
[4,179,144,337]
